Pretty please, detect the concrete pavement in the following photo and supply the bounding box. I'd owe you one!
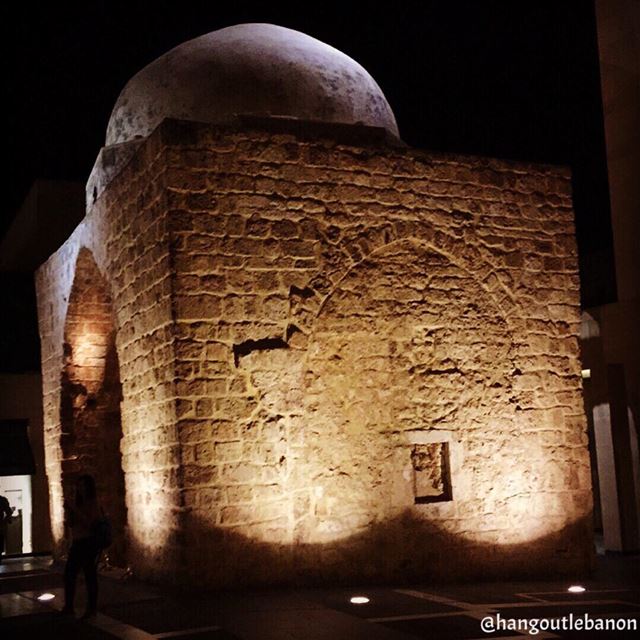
[1,552,638,639]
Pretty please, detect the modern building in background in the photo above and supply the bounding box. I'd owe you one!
[0,180,84,555]
[579,0,640,554]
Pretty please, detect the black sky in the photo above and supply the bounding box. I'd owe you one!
[5,1,615,300]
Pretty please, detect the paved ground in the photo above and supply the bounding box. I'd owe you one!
[1,552,638,639]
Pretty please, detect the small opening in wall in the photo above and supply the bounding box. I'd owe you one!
[412,442,452,504]
[232,336,289,367]
[289,285,315,299]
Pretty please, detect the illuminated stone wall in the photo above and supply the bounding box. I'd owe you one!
[36,137,183,580]
[37,119,592,585]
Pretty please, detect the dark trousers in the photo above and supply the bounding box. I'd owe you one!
[64,537,99,612]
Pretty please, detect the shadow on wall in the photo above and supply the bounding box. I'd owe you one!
[178,510,594,588]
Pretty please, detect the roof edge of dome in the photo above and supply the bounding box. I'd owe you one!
[89,116,406,211]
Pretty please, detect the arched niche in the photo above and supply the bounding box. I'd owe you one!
[60,248,127,565]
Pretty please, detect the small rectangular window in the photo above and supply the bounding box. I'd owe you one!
[411,442,452,503]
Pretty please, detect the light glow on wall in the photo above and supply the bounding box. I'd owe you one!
[69,321,109,386]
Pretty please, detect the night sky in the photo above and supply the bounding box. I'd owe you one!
[3,1,616,368]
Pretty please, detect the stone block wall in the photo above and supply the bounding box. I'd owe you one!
[37,119,592,586]
[164,122,592,584]
[36,136,183,579]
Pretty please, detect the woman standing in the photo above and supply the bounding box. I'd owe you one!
[61,474,101,619]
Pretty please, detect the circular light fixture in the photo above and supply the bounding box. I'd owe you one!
[350,596,370,604]
[37,593,56,601]
[567,585,586,593]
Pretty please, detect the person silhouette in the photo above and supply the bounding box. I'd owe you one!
[0,493,13,562]
[61,475,102,619]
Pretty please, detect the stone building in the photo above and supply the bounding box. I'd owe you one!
[36,24,593,586]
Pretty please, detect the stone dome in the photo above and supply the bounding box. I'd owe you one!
[106,23,399,145]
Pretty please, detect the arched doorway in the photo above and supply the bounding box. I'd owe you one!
[60,248,127,566]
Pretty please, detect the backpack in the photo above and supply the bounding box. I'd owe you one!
[92,516,113,549]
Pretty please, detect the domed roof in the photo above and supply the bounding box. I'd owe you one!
[106,23,399,145]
